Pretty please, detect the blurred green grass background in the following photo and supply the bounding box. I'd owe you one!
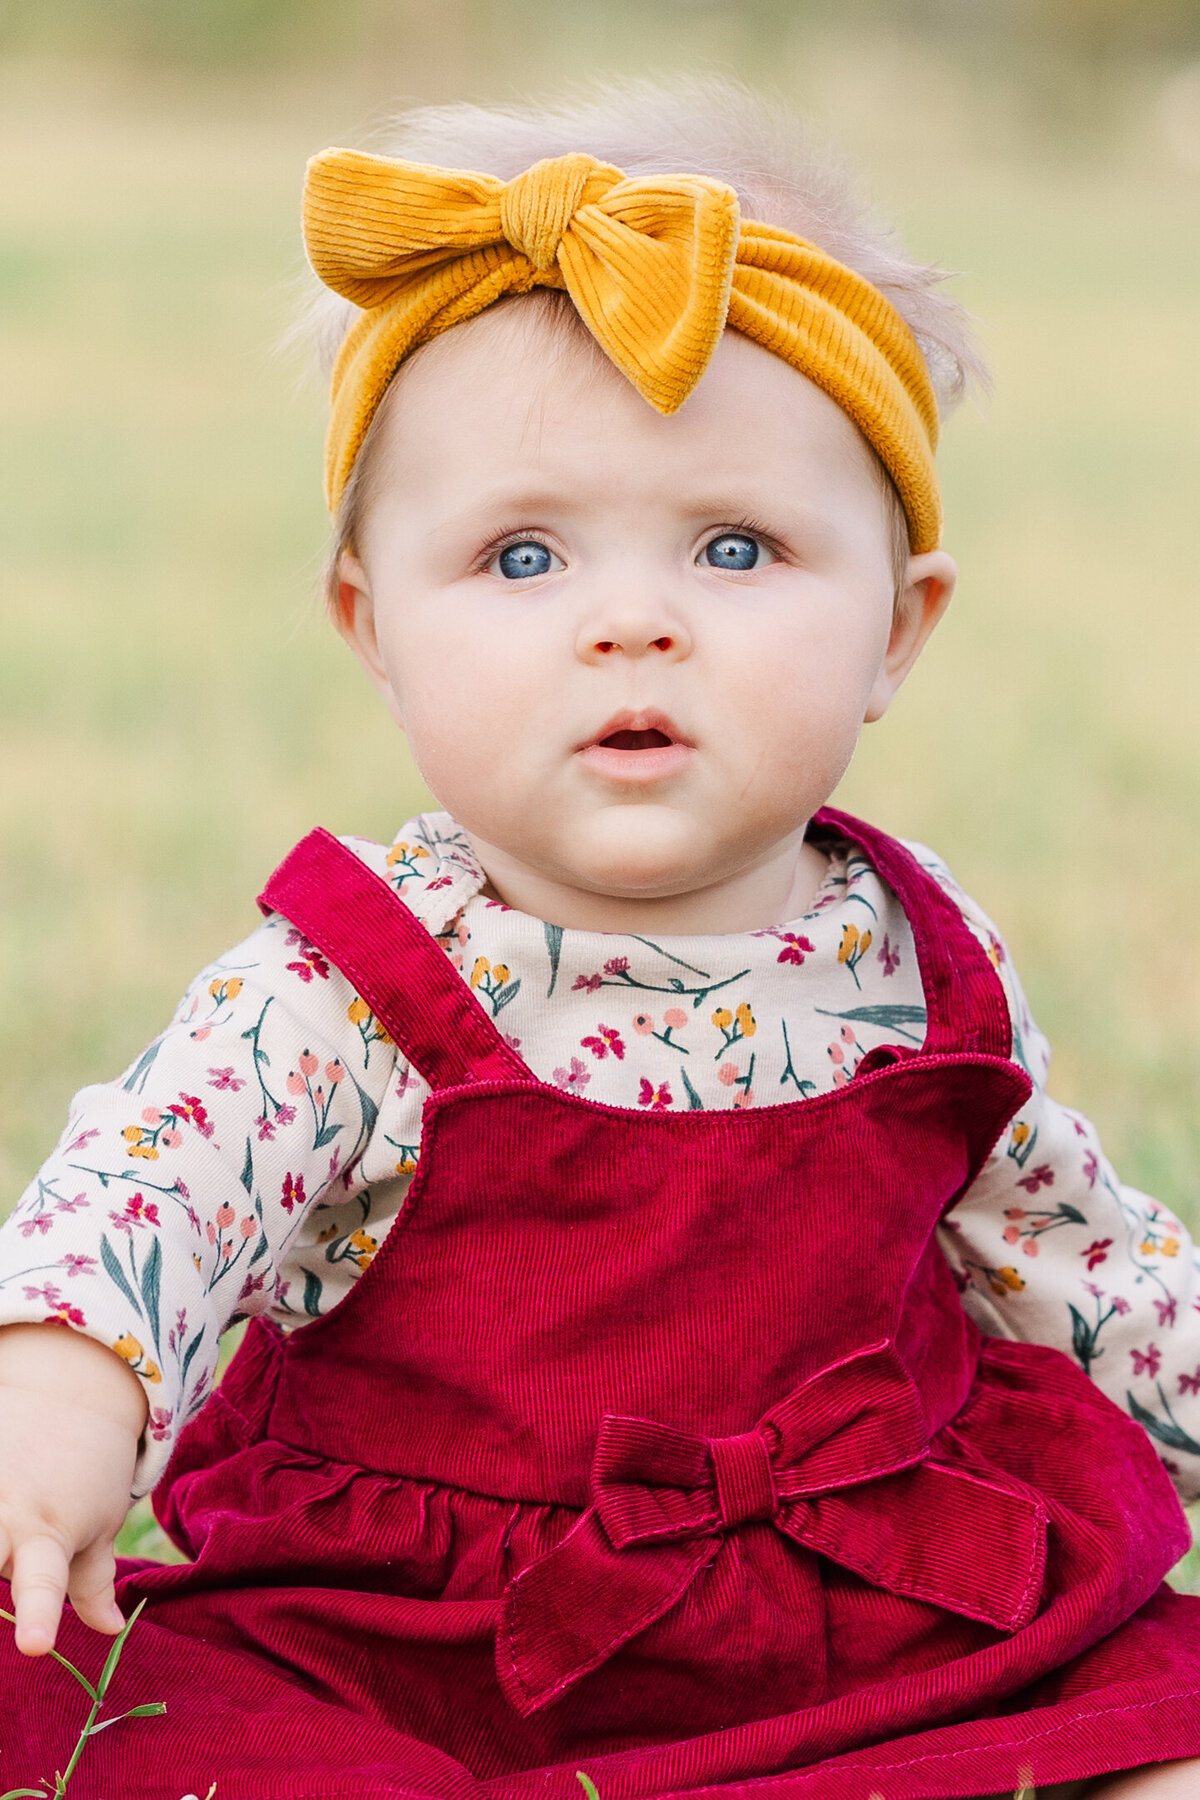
[0,0,1198,1584]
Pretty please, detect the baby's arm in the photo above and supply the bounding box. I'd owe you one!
[924,858,1200,1498]
[0,881,400,1646]
[0,1322,147,1654]
[942,1080,1200,1493]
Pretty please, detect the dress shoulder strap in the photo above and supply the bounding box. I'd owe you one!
[258,828,532,1092]
[813,807,1013,1061]
[260,816,1014,1089]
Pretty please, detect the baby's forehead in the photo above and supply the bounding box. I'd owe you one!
[367,300,892,544]
[390,291,615,408]
[386,296,880,479]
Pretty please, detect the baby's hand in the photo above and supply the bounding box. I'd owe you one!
[0,1322,148,1654]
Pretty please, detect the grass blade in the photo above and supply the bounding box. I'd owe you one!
[86,1702,166,1734]
[95,1597,147,1699]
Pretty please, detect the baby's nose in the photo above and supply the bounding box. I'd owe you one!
[574,576,694,665]
[591,630,678,656]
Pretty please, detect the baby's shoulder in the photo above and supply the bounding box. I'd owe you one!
[170,815,477,1030]
[337,812,486,923]
[823,828,985,934]
[895,833,1015,970]
[896,835,1048,1081]
[261,812,484,929]
[896,837,992,935]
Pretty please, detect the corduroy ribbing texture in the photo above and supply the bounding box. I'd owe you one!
[303,148,944,550]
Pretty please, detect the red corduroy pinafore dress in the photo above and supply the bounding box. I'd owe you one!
[4,808,1200,1800]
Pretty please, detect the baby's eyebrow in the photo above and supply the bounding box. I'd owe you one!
[679,495,786,521]
[432,489,593,537]
[433,489,794,531]
[671,495,833,544]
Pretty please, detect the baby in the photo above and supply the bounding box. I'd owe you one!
[1,79,1199,1799]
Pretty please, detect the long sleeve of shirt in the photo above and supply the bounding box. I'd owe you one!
[923,851,1200,1501]
[0,896,399,1492]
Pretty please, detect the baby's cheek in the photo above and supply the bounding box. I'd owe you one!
[753,694,868,817]
[403,714,486,812]
[406,683,537,830]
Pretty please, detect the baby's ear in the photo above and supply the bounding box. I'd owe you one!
[333,551,405,727]
[864,550,956,723]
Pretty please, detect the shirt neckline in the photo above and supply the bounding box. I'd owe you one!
[378,812,861,951]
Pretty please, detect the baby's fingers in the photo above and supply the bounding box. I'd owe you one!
[8,1531,70,1655]
[66,1537,124,1638]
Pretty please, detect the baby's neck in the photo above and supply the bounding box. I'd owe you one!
[470,833,831,937]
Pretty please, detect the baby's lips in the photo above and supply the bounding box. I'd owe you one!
[579,707,692,752]
[576,732,696,783]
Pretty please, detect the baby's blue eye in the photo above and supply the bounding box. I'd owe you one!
[496,540,554,579]
[704,533,765,570]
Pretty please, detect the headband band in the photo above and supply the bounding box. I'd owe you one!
[304,148,942,551]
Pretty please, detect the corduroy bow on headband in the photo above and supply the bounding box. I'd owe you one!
[304,148,943,551]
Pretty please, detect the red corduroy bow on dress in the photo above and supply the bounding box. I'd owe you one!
[497,1340,1049,1715]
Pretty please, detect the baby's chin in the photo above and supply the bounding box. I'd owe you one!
[538,807,745,902]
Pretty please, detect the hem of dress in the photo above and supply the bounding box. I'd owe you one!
[479,1681,1200,1800]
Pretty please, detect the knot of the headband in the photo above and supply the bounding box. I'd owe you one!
[499,153,609,273]
[303,146,942,550]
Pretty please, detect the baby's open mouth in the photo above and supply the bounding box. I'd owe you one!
[577,711,693,779]
[599,728,675,751]
[582,709,691,753]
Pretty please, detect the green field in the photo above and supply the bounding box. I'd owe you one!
[1,46,1198,1579]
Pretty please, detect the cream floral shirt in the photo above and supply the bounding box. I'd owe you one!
[3,813,1198,1498]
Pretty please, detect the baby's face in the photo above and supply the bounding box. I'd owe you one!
[340,305,953,932]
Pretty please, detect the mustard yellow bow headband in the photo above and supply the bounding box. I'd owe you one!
[304,148,942,551]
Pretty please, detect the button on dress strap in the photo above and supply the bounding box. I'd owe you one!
[258,827,533,1092]
[812,807,1013,1061]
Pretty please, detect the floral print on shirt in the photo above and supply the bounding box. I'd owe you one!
[1,811,1197,1498]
